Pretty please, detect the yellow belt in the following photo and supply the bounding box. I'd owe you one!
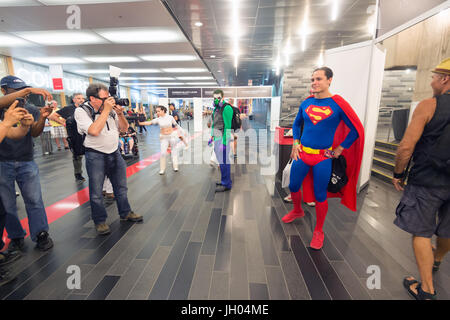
[300,144,332,155]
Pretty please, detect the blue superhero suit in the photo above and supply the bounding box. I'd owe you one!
[289,96,359,202]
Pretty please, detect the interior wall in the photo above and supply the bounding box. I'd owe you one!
[379,8,450,101]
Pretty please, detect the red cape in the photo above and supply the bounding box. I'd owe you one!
[302,95,365,212]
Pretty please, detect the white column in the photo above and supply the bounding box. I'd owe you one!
[193,98,203,132]
[270,96,281,131]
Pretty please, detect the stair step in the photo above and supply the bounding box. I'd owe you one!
[373,156,395,171]
[375,140,399,151]
[374,147,396,160]
[371,163,392,184]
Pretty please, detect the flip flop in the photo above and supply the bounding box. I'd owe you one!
[403,277,437,300]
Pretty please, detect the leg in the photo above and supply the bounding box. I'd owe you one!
[169,134,179,171]
[106,151,132,218]
[73,154,83,176]
[434,237,450,262]
[0,162,26,240]
[214,140,232,189]
[282,158,310,223]
[62,137,69,148]
[85,151,108,225]
[160,137,169,174]
[15,161,49,242]
[310,158,332,249]
[128,138,134,154]
[54,137,61,149]
[408,236,435,295]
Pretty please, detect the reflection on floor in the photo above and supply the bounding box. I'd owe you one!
[1,120,448,300]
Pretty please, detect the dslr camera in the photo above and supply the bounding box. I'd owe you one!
[109,77,129,106]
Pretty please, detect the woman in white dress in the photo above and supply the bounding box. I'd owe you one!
[139,105,180,174]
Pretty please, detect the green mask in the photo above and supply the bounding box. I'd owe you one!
[214,98,220,106]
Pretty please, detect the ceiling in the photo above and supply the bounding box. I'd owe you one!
[0,0,385,90]
[163,0,378,86]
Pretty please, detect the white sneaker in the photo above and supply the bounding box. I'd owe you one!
[174,168,179,172]
[159,170,165,175]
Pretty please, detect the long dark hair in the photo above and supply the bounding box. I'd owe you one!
[156,105,167,114]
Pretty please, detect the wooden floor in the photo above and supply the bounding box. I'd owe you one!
[1,120,449,300]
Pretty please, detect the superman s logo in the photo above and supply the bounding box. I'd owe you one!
[305,105,334,125]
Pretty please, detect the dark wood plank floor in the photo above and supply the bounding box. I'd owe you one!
[1,120,448,300]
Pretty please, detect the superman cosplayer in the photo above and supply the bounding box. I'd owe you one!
[282,67,365,250]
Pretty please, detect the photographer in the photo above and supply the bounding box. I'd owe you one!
[75,83,142,235]
[0,75,54,253]
[0,100,34,286]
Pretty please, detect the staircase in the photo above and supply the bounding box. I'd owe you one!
[371,140,399,184]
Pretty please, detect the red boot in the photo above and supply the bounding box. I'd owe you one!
[310,200,328,249]
[282,191,305,223]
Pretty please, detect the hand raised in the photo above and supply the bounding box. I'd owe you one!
[20,113,35,126]
[3,101,26,126]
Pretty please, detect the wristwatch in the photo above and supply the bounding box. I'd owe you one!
[393,171,404,179]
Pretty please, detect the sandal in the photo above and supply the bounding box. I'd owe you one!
[403,277,437,300]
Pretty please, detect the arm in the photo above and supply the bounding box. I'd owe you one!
[48,111,66,126]
[333,109,360,157]
[394,99,434,174]
[291,105,304,160]
[222,105,233,145]
[87,97,115,136]
[113,106,129,133]
[30,105,53,137]
[0,101,27,142]
[0,88,53,109]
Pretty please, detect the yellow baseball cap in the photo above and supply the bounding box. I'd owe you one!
[432,58,450,75]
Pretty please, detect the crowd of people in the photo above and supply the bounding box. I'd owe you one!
[0,59,449,301]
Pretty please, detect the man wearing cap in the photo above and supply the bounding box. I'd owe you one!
[0,75,55,252]
[393,58,450,300]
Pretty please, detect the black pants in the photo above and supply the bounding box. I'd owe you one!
[139,125,147,133]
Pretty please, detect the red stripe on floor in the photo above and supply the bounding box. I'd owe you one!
[1,131,203,248]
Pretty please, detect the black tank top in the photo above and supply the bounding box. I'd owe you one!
[408,91,450,187]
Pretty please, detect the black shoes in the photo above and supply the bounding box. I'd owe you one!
[215,185,231,193]
[75,174,86,182]
[8,238,25,252]
[0,268,16,287]
[0,251,21,267]
[36,231,54,251]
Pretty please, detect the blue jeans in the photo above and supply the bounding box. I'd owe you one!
[0,199,6,250]
[85,149,132,224]
[0,161,49,242]
[214,140,232,189]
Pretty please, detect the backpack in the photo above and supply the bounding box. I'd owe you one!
[328,155,348,193]
[66,104,94,156]
[428,121,450,174]
[230,105,242,131]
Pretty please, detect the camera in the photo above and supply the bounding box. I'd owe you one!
[109,77,129,106]
[16,97,25,108]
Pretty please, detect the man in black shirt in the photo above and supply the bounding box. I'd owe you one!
[0,75,55,252]
[169,103,181,126]
[48,93,86,182]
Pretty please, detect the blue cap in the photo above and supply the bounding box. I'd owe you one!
[0,75,30,90]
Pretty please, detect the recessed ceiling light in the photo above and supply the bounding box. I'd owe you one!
[14,30,107,46]
[139,55,197,61]
[76,69,110,74]
[83,56,140,63]
[185,82,218,85]
[95,27,185,44]
[0,0,39,6]
[122,69,161,73]
[176,76,214,80]
[139,77,175,80]
[28,57,85,64]
[210,55,216,58]
[195,22,203,27]
[40,0,148,4]
[162,68,208,73]
[217,70,222,73]
[120,82,185,86]
[0,33,35,46]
